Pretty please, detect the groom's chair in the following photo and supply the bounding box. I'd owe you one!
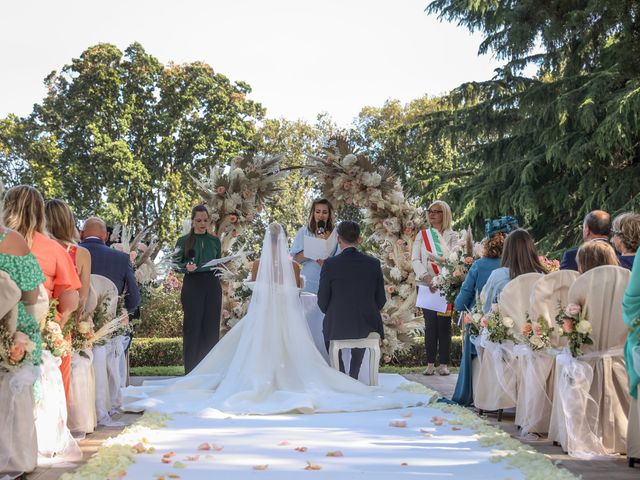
[329,333,381,386]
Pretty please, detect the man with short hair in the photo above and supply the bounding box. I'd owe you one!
[560,210,611,271]
[317,220,386,380]
[80,217,140,314]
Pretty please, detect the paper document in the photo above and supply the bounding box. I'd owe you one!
[416,285,448,313]
[201,254,240,269]
[303,235,332,260]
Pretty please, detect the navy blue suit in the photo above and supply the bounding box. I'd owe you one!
[560,247,579,271]
[318,247,385,378]
[80,238,141,312]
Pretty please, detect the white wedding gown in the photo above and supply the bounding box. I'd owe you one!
[123,224,425,416]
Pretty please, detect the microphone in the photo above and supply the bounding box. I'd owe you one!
[316,220,326,236]
[187,249,196,264]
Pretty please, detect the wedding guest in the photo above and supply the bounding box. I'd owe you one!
[291,198,337,294]
[80,217,140,313]
[622,254,640,465]
[2,185,81,400]
[172,205,222,374]
[560,210,610,271]
[0,226,43,477]
[576,240,619,274]
[481,229,546,313]
[45,199,92,312]
[412,200,459,376]
[611,212,640,270]
[452,230,505,406]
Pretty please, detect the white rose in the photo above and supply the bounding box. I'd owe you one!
[341,154,358,168]
[472,313,482,323]
[501,316,515,328]
[390,267,403,281]
[77,322,91,334]
[229,168,245,181]
[530,335,544,348]
[448,252,459,263]
[398,284,411,299]
[576,320,592,335]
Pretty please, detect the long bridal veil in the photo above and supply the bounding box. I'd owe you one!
[123,223,425,415]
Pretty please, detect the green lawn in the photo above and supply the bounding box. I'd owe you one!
[130,365,457,377]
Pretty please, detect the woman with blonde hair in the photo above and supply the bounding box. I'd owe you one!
[45,199,92,311]
[411,200,459,376]
[2,185,82,460]
[611,212,640,270]
[576,240,620,273]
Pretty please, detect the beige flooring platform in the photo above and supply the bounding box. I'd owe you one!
[27,373,639,479]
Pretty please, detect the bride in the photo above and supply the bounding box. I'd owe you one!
[123,223,424,415]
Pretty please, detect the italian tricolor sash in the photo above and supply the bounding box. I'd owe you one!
[421,227,443,275]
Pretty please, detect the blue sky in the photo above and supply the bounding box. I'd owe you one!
[0,0,501,126]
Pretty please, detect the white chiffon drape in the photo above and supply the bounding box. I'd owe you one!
[123,224,425,415]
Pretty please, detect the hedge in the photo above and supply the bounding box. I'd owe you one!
[130,336,463,368]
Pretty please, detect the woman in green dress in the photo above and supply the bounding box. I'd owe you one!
[174,205,222,374]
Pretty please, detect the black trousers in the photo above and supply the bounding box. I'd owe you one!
[325,341,365,379]
[422,308,452,364]
[181,272,222,374]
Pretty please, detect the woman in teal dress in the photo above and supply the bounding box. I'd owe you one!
[0,226,44,366]
[623,252,640,465]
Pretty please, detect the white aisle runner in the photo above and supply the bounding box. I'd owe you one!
[124,405,524,479]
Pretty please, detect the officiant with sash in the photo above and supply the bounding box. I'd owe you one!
[173,205,222,374]
[291,198,338,294]
[411,200,459,376]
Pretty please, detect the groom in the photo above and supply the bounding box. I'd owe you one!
[317,220,386,379]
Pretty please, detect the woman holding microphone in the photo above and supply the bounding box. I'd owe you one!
[291,198,336,294]
[174,205,222,374]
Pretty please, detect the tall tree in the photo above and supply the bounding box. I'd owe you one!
[0,42,265,243]
[409,0,640,251]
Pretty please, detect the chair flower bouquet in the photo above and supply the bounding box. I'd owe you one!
[555,303,594,357]
[42,301,72,357]
[482,304,516,343]
[520,315,552,351]
[539,256,560,273]
[0,326,36,369]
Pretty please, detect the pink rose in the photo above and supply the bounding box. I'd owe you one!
[381,313,391,324]
[562,318,573,333]
[216,186,226,195]
[222,310,231,319]
[532,322,543,337]
[521,323,533,335]
[464,256,474,265]
[229,214,238,224]
[9,332,29,363]
[480,317,489,328]
[463,314,473,325]
[386,285,396,294]
[396,239,405,247]
[403,227,413,235]
[565,304,581,316]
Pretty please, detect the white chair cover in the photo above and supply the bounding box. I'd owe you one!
[90,274,120,425]
[35,351,82,462]
[472,274,542,412]
[0,271,21,333]
[515,271,578,435]
[548,265,631,457]
[0,366,39,476]
[23,284,49,329]
[67,349,97,436]
[107,336,128,411]
[498,272,544,333]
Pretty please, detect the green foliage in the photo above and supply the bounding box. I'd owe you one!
[0,42,265,245]
[137,285,183,338]
[409,0,640,252]
[129,337,183,367]
[130,365,185,377]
